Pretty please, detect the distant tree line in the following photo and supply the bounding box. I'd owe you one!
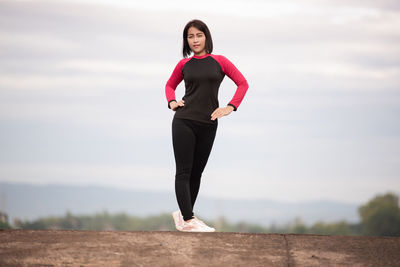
[3,192,400,236]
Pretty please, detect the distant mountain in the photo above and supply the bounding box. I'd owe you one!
[0,182,359,226]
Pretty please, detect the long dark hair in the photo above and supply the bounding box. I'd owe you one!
[182,19,213,58]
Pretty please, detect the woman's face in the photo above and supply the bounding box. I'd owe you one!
[187,26,206,56]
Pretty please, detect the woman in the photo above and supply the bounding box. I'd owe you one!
[166,19,249,232]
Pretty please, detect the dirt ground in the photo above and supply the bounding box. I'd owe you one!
[0,230,399,266]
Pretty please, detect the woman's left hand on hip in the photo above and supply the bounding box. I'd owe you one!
[211,106,234,121]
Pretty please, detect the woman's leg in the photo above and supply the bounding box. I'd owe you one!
[172,118,196,221]
[189,121,218,209]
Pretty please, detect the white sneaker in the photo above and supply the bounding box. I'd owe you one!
[172,210,184,231]
[172,210,215,232]
[180,218,208,232]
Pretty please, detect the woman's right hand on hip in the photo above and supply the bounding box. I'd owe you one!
[170,100,185,111]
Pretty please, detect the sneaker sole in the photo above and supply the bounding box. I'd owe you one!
[180,224,215,232]
[180,227,211,232]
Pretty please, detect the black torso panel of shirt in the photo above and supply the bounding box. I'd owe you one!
[174,56,225,124]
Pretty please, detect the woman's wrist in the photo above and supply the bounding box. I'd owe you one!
[168,100,177,109]
[226,105,234,112]
[227,103,237,111]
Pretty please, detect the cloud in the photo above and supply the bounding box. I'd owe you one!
[1,0,399,204]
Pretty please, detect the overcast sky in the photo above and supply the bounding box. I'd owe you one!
[0,0,399,204]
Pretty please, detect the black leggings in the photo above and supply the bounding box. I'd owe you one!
[172,117,218,221]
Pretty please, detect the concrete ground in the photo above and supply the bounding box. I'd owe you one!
[0,230,399,266]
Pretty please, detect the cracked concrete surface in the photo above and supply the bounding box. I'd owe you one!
[0,230,399,266]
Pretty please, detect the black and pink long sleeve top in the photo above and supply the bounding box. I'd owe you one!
[165,53,249,124]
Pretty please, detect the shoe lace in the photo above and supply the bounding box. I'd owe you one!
[194,216,205,225]
[182,219,203,230]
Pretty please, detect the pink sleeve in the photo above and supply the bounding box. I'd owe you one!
[212,55,249,111]
[165,59,185,108]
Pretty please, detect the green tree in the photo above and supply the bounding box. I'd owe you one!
[0,220,12,229]
[310,221,352,236]
[287,217,308,234]
[358,192,400,236]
